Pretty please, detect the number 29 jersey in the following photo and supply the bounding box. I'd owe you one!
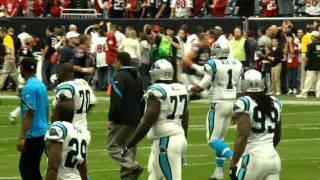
[45,121,91,180]
[54,79,97,127]
[146,83,188,141]
[199,59,242,103]
[234,96,282,155]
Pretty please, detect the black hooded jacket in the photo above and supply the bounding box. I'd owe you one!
[108,66,145,126]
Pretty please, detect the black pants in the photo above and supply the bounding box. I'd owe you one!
[19,136,45,180]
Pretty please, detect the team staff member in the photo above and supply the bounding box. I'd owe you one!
[17,57,49,180]
[107,52,144,180]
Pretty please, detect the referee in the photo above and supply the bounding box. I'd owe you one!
[17,57,49,180]
[107,52,144,180]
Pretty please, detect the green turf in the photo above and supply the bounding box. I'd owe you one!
[0,97,319,180]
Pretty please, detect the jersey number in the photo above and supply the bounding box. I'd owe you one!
[77,90,90,114]
[252,107,278,133]
[227,69,233,89]
[65,138,87,169]
[167,95,188,120]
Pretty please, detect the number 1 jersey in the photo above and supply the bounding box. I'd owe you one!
[54,79,97,127]
[146,83,188,141]
[45,121,91,180]
[234,96,282,154]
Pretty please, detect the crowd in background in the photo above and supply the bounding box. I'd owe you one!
[0,19,320,98]
[0,0,319,18]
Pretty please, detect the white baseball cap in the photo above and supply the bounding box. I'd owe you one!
[66,31,80,39]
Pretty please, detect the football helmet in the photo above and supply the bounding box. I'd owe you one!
[211,42,230,59]
[149,59,174,83]
[241,69,264,92]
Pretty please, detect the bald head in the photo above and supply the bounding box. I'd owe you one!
[53,95,74,123]
[58,63,74,82]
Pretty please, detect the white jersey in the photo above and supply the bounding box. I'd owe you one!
[234,96,282,155]
[45,121,91,180]
[146,83,188,140]
[199,59,242,103]
[54,79,97,127]
[305,0,320,15]
[93,37,108,68]
[170,0,193,17]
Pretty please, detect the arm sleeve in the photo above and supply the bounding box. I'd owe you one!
[89,86,97,105]
[44,124,67,143]
[234,96,250,114]
[108,74,125,121]
[55,83,75,100]
[170,0,176,8]
[146,85,167,101]
[198,64,214,89]
[21,86,37,111]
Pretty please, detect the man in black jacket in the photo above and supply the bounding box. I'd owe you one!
[107,52,144,180]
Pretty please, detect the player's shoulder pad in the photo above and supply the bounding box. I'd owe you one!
[271,96,282,111]
[146,84,167,100]
[205,59,217,74]
[45,121,68,142]
[234,96,251,113]
[56,82,75,98]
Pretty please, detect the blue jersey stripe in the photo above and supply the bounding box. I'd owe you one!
[206,60,217,74]
[49,123,67,140]
[111,81,122,98]
[56,84,75,97]
[148,85,167,100]
[239,97,250,112]
[159,136,172,180]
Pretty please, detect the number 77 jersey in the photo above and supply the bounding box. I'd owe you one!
[145,83,188,141]
[54,79,97,128]
[200,59,243,103]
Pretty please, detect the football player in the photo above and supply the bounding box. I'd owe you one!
[52,63,97,128]
[45,95,91,180]
[230,69,281,180]
[124,59,189,180]
[187,43,243,180]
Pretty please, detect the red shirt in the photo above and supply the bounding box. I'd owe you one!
[106,32,118,65]
[261,0,278,17]
[192,0,204,17]
[4,0,19,16]
[33,0,43,16]
[210,0,226,17]
[285,42,299,69]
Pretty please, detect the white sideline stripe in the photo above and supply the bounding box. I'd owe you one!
[0,177,20,180]
[1,95,320,105]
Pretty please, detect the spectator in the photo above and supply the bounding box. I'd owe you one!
[305,0,320,17]
[284,33,299,94]
[192,0,204,17]
[17,25,32,47]
[4,0,19,17]
[93,30,109,90]
[107,0,126,18]
[257,43,272,93]
[114,25,126,47]
[70,0,88,8]
[107,52,144,180]
[0,39,17,90]
[142,0,170,18]
[73,34,95,80]
[295,28,305,90]
[3,27,15,52]
[32,0,44,17]
[41,26,57,87]
[261,0,278,17]
[91,0,104,14]
[236,0,255,17]
[300,24,314,91]
[211,26,231,57]
[119,29,141,67]
[245,30,258,68]
[258,26,272,48]
[139,32,151,89]
[59,31,79,64]
[278,0,294,16]
[69,24,78,33]
[230,27,248,66]
[17,57,49,180]
[176,28,186,82]
[106,27,118,84]
[125,0,139,18]
[268,38,283,95]
[209,0,227,17]
[170,0,193,18]
[297,31,320,98]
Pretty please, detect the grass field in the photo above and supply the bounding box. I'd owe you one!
[0,94,320,180]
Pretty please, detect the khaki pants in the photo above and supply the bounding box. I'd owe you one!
[271,63,282,94]
[106,124,140,179]
[0,58,17,89]
[301,71,320,97]
[300,53,307,91]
